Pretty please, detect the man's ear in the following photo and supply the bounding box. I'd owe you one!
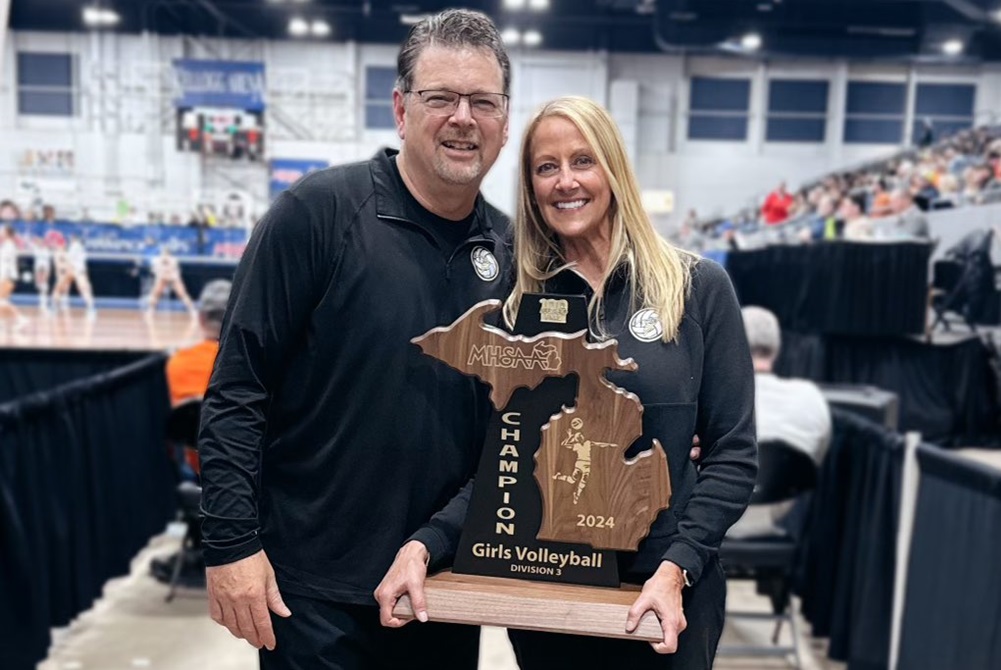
[393,89,407,141]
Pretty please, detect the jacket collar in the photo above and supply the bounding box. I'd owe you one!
[546,260,630,297]
[370,148,495,237]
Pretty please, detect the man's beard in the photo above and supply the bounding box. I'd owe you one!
[433,151,484,185]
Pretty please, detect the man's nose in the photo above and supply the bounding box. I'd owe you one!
[449,97,475,125]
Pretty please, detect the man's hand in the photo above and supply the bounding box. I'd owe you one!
[206,549,291,651]
[690,434,701,462]
[624,560,688,654]
[374,541,431,628]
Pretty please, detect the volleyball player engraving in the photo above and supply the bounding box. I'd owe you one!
[553,417,617,505]
[411,299,671,552]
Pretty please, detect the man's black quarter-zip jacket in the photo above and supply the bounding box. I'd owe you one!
[198,148,510,604]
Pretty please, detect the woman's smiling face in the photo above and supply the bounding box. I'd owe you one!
[529,116,612,245]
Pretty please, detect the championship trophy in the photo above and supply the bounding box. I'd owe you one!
[393,295,672,640]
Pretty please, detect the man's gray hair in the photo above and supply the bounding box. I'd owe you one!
[198,279,232,337]
[742,305,781,360]
[395,9,510,95]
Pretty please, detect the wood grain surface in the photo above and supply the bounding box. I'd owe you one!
[393,570,663,642]
[413,299,672,551]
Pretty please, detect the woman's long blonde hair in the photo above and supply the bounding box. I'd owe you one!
[502,96,696,342]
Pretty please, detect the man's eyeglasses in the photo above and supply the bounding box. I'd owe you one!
[406,89,509,119]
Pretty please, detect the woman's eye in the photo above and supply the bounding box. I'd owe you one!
[574,155,594,167]
[536,163,557,175]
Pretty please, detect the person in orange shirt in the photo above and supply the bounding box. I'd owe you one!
[166,279,231,407]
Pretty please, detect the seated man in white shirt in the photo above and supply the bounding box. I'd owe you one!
[728,305,832,538]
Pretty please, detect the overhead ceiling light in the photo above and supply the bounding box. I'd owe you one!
[741,33,762,50]
[82,6,120,28]
[993,9,1001,23]
[942,39,964,56]
[311,20,331,37]
[501,28,521,46]
[400,13,431,26]
[528,0,550,10]
[503,0,527,9]
[288,17,309,36]
[848,25,917,38]
[523,29,543,47]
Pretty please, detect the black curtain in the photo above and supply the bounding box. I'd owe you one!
[794,410,904,670]
[726,242,931,337]
[898,446,1001,669]
[776,332,1000,446]
[0,355,175,670]
[0,350,145,405]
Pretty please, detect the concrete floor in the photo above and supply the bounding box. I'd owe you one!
[38,533,844,670]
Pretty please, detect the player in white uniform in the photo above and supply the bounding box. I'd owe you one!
[146,246,196,314]
[0,225,28,330]
[32,235,53,314]
[52,236,96,317]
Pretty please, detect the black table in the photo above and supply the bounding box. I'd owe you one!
[725,241,933,337]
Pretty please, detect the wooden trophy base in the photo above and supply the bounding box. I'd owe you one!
[392,570,662,642]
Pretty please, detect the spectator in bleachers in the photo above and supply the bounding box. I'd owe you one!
[868,177,894,217]
[963,163,995,204]
[762,181,794,225]
[672,209,706,252]
[809,192,840,240]
[882,189,930,239]
[910,173,939,211]
[841,192,873,240]
[41,204,57,225]
[727,306,831,539]
[0,200,20,222]
[0,225,29,331]
[166,279,231,408]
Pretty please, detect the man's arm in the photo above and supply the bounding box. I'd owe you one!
[199,189,335,649]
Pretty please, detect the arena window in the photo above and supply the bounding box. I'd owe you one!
[364,66,398,130]
[687,76,751,141]
[16,52,76,117]
[766,79,829,143]
[843,81,906,144]
[910,83,976,145]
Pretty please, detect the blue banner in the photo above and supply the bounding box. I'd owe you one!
[11,221,248,259]
[269,159,329,200]
[173,59,266,111]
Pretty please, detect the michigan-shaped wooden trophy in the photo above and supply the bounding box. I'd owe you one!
[393,296,672,641]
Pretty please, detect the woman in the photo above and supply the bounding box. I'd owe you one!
[503,97,756,668]
[52,235,96,317]
[0,225,28,330]
[146,245,196,315]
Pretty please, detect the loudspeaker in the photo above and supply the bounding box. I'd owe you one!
[818,384,899,431]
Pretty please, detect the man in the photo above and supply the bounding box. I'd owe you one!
[198,9,511,669]
[166,279,231,407]
[727,306,831,539]
[150,280,232,582]
[882,189,929,239]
